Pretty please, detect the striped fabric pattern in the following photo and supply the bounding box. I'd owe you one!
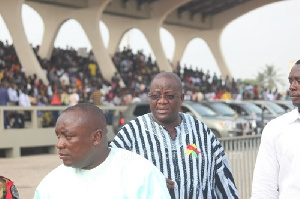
[110,113,239,199]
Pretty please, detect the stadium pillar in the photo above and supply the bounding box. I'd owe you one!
[104,14,131,57]
[38,19,61,60]
[29,0,120,83]
[74,0,119,83]
[164,25,196,72]
[28,2,67,61]
[0,0,48,84]
[201,29,232,79]
[138,0,191,73]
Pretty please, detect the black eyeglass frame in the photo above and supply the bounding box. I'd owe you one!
[148,93,182,101]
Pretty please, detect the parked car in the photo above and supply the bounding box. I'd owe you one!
[247,100,286,117]
[221,100,276,134]
[273,100,295,112]
[113,101,253,138]
[200,101,256,135]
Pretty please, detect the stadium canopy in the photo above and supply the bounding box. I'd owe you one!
[0,0,282,84]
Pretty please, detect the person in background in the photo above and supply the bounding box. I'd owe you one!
[91,84,103,106]
[110,72,238,198]
[50,89,61,126]
[34,103,170,199]
[0,82,10,128]
[7,83,19,105]
[251,60,300,198]
[69,88,79,106]
[60,88,70,106]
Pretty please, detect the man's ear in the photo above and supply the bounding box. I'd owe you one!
[93,129,103,146]
[180,93,185,102]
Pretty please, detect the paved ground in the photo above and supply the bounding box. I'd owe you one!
[0,154,61,199]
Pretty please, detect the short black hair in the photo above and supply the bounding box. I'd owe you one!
[151,72,183,92]
[61,103,106,128]
[296,60,300,65]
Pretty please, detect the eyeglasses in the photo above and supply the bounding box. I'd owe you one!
[148,93,182,101]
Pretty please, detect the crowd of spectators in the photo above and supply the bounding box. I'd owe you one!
[0,40,289,129]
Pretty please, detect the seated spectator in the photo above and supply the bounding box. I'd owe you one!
[69,88,79,106]
[60,88,69,106]
[221,88,232,100]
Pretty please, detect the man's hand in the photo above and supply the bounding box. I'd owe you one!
[166,178,175,189]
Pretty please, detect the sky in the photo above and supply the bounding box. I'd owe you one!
[0,0,300,92]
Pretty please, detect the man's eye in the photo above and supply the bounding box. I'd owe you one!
[165,95,175,100]
[65,135,72,140]
[150,95,160,100]
[289,78,300,84]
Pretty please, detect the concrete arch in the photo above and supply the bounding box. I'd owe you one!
[105,0,191,73]
[54,19,92,50]
[28,0,118,82]
[160,28,175,63]
[119,28,155,59]
[181,38,221,75]
[22,4,44,47]
[166,0,285,79]
[0,14,12,43]
[0,0,48,84]
[103,15,136,57]
[1,0,288,83]
[100,21,109,48]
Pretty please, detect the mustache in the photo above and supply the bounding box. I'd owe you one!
[290,94,300,97]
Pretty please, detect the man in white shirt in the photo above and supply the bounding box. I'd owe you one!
[34,103,170,199]
[7,83,19,105]
[18,90,31,107]
[251,60,300,198]
[68,88,79,106]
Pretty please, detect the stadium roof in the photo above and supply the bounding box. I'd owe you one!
[25,0,254,30]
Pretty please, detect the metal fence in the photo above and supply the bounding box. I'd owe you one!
[220,135,261,199]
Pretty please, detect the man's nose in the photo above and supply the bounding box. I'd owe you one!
[56,137,66,149]
[289,80,298,91]
[157,95,168,103]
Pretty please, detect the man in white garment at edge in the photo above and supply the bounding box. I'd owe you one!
[34,103,170,199]
[251,60,300,198]
[110,72,238,198]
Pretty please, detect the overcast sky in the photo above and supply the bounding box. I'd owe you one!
[0,0,300,91]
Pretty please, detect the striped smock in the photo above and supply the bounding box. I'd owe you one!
[109,113,239,199]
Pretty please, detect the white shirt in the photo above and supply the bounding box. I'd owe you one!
[34,148,170,199]
[60,73,70,85]
[18,92,31,107]
[7,87,19,102]
[251,108,300,198]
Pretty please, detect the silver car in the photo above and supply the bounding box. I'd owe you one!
[247,100,286,117]
[274,100,296,112]
[113,101,252,138]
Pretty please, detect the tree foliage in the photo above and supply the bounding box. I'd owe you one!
[255,65,285,90]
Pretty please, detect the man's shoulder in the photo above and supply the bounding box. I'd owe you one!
[127,113,151,124]
[180,112,207,127]
[38,164,67,185]
[110,148,158,171]
[263,109,299,138]
[268,109,298,125]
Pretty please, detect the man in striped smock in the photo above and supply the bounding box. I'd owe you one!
[110,72,238,198]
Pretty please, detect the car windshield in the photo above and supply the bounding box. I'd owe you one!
[209,103,236,116]
[241,103,262,115]
[265,101,286,115]
[190,103,217,117]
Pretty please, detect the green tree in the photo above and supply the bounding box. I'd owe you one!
[255,65,285,90]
